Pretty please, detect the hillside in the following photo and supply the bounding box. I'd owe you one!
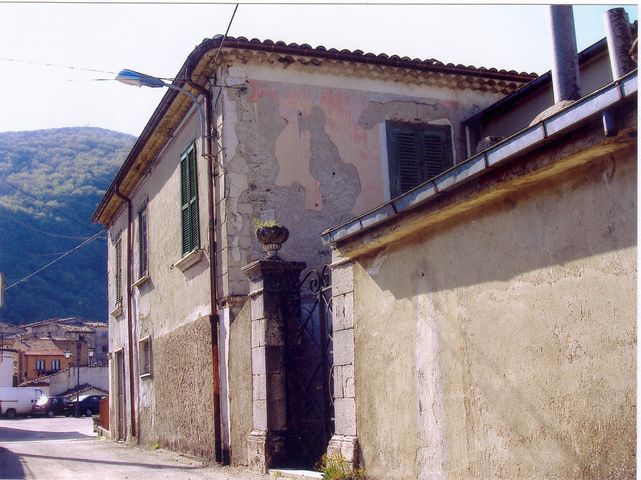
[0,127,135,324]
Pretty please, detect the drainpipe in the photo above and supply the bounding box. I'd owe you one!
[185,75,224,464]
[114,185,136,439]
[548,5,581,103]
[603,8,634,136]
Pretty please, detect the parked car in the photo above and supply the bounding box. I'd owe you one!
[67,394,107,417]
[32,396,72,417]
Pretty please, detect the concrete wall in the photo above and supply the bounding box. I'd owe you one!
[216,62,508,301]
[0,351,14,386]
[227,300,253,465]
[349,146,636,478]
[48,367,109,396]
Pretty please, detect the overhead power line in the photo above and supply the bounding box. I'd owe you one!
[2,230,104,293]
[3,214,105,241]
[0,56,116,75]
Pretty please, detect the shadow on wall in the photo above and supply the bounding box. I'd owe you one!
[363,149,636,298]
[353,148,636,478]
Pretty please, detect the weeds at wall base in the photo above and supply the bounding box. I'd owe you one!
[318,454,367,480]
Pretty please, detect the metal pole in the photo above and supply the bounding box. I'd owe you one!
[76,338,80,417]
[548,5,581,103]
[604,8,634,79]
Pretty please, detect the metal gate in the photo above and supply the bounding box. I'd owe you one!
[284,265,334,468]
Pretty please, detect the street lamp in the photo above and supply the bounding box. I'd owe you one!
[64,339,93,417]
[63,346,80,417]
[115,69,207,152]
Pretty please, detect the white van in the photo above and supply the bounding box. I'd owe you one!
[0,387,45,418]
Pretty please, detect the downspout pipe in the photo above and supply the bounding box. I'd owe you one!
[114,185,136,439]
[549,5,582,103]
[185,75,224,464]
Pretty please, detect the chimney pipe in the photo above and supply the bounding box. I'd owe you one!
[604,8,634,79]
[549,5,581,103]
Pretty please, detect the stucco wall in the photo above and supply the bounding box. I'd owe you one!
[351,147,636,479]
[48,367,109,395]
[217,63,507,299]
[228,300,253,465]
[0,352,14,386]
[140,315,216,457]
[479,53,613,142]
[107,110,216,452]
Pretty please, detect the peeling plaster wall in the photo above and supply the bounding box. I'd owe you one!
[218,63,505,298]
[107,110,216,455]
[351,148,636,479]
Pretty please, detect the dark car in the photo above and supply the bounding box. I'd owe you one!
[32,396,72,417]
[67,394,107,417]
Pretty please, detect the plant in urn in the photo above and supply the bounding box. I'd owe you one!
[255,219,289,260]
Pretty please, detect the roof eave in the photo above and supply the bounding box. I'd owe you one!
[322,69,638,247]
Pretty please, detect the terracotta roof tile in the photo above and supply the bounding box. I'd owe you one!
[215,35,538,80]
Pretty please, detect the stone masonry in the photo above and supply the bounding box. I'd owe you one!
[242,259,306,474]
[326,259,359,465]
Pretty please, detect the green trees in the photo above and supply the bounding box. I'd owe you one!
[0,127,134,324]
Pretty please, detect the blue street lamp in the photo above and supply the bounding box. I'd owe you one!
[115,69,207,149]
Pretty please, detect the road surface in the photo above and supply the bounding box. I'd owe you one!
[0,416,265,479]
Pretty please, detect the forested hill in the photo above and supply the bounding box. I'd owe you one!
[0,127,135,324]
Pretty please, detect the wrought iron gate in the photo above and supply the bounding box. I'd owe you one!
[284,265,334,468]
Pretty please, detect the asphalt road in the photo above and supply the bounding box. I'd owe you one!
[0,416,265,480]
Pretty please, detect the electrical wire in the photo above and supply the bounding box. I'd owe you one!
[212,4,239,67]
[2,231,104,293]
[0,57,116,75]
[0,178,101,234]
[3,214,105,241]
[213,3,239,110]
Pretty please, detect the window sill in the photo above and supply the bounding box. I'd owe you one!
[173,249,203,272]
[110,304,124,319]
[132,275,150,289]
[140,372,152,380]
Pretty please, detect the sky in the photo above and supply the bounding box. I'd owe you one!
[0,2,637,136]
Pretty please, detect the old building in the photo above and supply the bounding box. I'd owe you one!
[320,9,637,479]
[93,6,635,476]
[19,317,109,366]
[12,337,70,384]
[92,33,534,466]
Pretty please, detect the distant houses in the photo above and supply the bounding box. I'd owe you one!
[1,317,109,396]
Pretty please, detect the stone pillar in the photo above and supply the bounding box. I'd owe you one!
[242,259,306,474]
[327,259,359,465]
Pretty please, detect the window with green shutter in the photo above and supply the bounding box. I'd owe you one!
[386,122,453,198]
[180,143,200,255]
[114,239,122,306]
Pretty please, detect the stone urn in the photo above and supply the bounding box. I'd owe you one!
[256,225,289,260]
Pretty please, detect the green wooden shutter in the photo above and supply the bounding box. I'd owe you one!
[180,144,200,255]
[115,239,122,305]
[387,122,453,198]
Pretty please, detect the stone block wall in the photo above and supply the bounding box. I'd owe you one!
[327,260,359,464]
